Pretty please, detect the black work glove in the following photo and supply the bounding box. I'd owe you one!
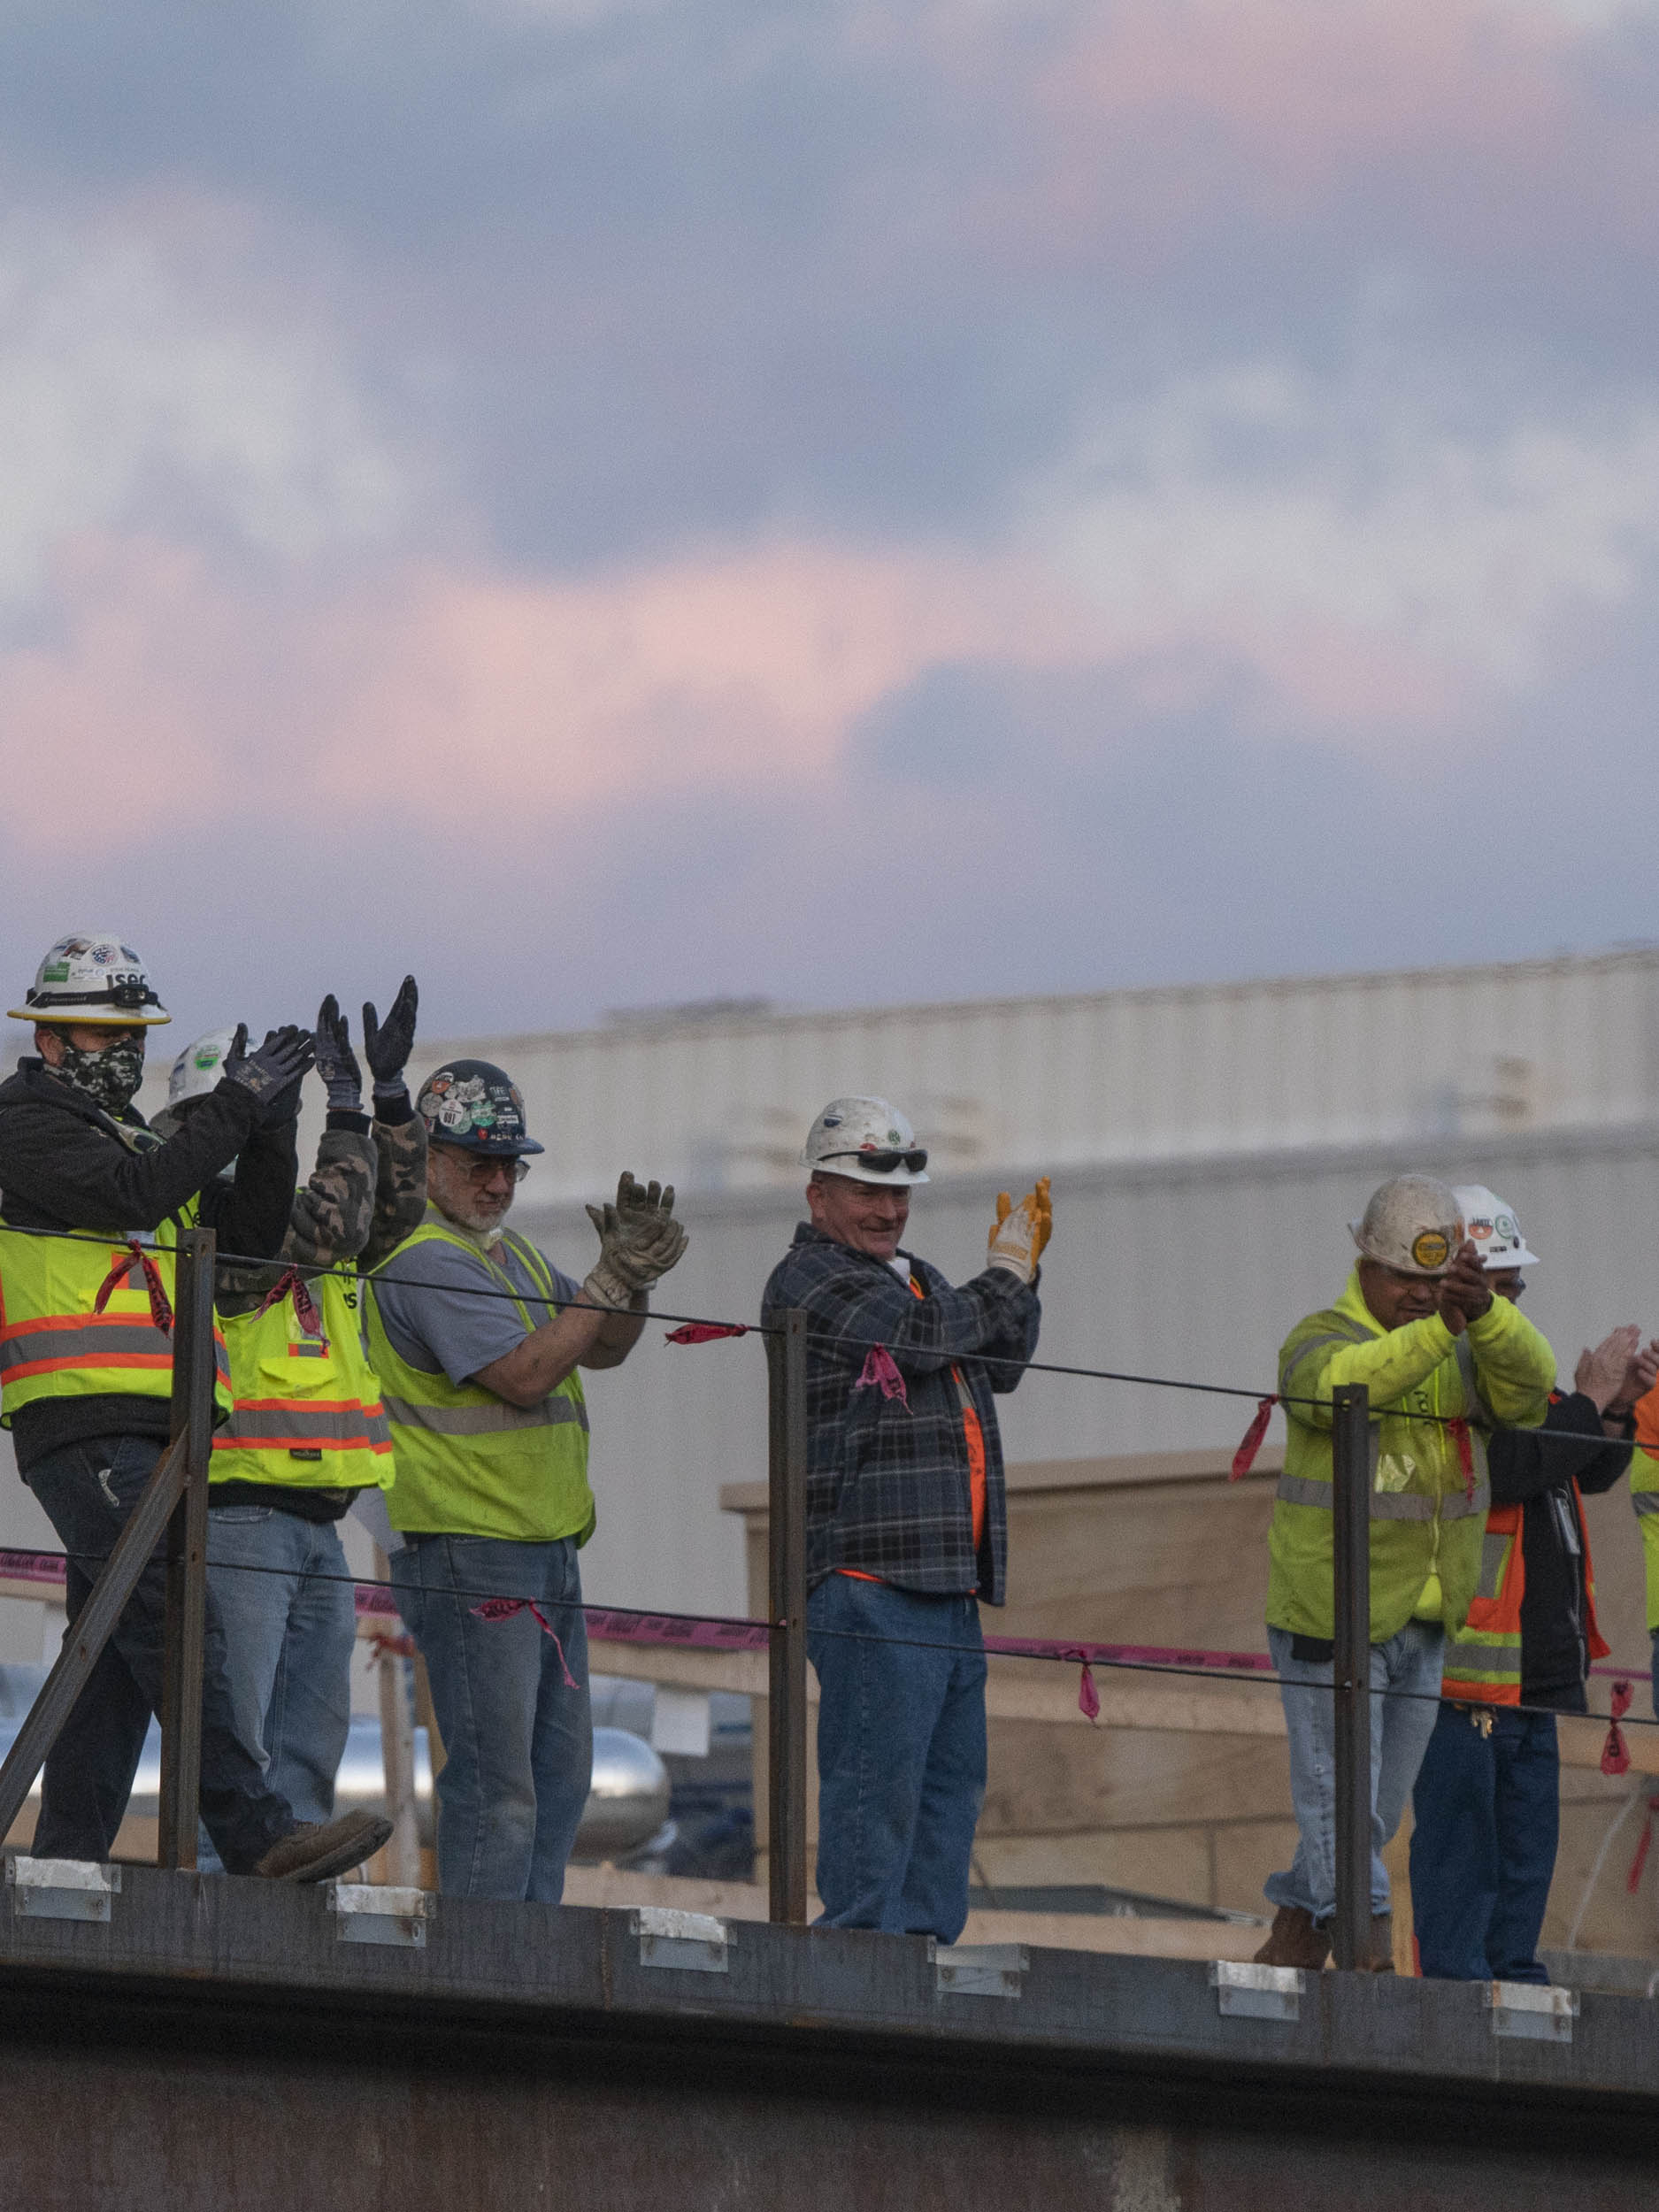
[221,1023,316,1126]
[362,975,418,1098]
[314,995,364,1114]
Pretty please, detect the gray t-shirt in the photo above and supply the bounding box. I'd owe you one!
[371,1231,583,1386]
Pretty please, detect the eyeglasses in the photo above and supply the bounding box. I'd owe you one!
[818,1148,927,1175]
[436,1147,531,1187]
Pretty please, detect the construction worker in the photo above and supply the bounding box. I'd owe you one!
[157,981,426,1847]
[0,932,390,1880]
[1256,1172,1555,1971]
[1409,1186,1655,1982]
[761,1098,1048,1942]
[1623,1351,1659,1720]
[364,1061,688,1901]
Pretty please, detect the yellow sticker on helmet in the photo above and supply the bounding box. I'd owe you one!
[1411,1230,1450,1270]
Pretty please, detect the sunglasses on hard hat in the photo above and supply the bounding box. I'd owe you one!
[819,1148,928,1175]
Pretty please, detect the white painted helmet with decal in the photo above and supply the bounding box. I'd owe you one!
[9,933,171,1026]
[801,1096,931,1186]
[1452,1184,1540,1270]
[1348,1173,1465,1276]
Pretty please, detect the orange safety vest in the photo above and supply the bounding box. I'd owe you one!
[1440,1479,1608,1705]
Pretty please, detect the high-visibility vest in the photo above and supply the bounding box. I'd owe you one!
[1630,1386,1659,1630]
[1440,1481,1608,1703]
[211,1269,393,1492]
[363,1222,595,1545]
[1268,1279,1555,1643]
[0,1213,233,1425]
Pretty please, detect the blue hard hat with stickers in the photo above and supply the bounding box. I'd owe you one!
[414,1059,545,1156]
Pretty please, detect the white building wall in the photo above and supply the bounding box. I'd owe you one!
[378,949,1659,1204]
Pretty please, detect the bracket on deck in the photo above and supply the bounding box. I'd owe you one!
[633,1907,729,1973]
[7,1855,121,1924]
[931,1940,1027,1998]
[1210,1959,1303,2021]
[326,1883,430,1949]
[1487,1981,1577,2044]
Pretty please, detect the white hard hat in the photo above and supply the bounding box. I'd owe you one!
[1349,1173,1464,1277]
[801,1096,931,1186]
[9,932,170,1026]
[1453,1184,1540,1270]
[169,1027,240,1110]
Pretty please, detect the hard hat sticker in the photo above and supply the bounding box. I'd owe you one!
[1411,1230,1451,1270]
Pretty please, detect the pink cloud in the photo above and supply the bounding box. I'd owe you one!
[0,520,1494,862]
[903,0,1655,269]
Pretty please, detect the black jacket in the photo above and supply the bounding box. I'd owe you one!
[0,1058,297,1470]
[1487,1389,1632,1711]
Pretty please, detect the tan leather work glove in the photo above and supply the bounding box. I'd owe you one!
[583,1172,690,1310]
[986,1176,1051,1284]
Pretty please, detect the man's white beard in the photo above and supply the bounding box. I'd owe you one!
[426,1196,507,1249]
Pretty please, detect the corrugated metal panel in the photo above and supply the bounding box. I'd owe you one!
[349,949,1659,1204]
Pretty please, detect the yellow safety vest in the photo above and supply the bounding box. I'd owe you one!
[212,1269,393,1491]
[0,1212,233,1425]
[363,1223,594,1545]
[1268,1272,1555,1642]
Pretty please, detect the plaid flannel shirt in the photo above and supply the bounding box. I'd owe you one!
[761,1222,1041,1604]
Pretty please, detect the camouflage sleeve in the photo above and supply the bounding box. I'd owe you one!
[362,1108,428,1272]
[215,1129,379,1315]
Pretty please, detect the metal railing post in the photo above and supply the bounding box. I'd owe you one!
[157,1227,217,1870]
[374,1545,422,1888]
[1331,1381,1372,1972]
[766,1310,809,1926]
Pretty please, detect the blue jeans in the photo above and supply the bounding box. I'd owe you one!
[807,1575,987,1942]
[390,1533,591,1902]
[1265,1620,1444,1922]
[1410,1701,1558,1982]
[194,1507,358,1870]
[24,1435,296,1871]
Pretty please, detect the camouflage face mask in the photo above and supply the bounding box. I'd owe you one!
[49,1029,147,1115]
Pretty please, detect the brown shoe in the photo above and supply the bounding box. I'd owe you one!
[252,1810,394,1884]
[1252,1905,1331,1970]
[1366,1912,1396,1972]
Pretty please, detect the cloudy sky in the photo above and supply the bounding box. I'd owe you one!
[2,0,1657,1049]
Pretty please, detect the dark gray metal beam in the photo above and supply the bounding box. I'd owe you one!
[1331,1381,1372,1971]
[0,1872,1656,2211]
[158,1227,217,1869]
[767,1307,809,1925]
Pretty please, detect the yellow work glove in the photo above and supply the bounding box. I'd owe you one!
[986,1176,1051,1284]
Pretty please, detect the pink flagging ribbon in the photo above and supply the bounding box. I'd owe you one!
[255,1264,327,1348]
[93,1239,173,1335]
[855,1344,910,1409]
[664,1322,750,1344]
[1603,1678,1634,1777]
[471,1596,580,1688]
[1231,1395,1277,1480]
[1076,1658,1101,1722]
[1448,1416,1476,1504]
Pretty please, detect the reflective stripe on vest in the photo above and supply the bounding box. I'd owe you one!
[1275,1471,1492,1522]
[1441,1505,1523,1703]
[1444,1474,1609,1704]
[211,1268,393,1493]
[0,1217,233,1426]
[363,1222,595,1545]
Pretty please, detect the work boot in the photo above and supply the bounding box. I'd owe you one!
[252,1810,394,1884]
[1252,1906,1330,1970]
[1366,1912,1396,1973]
